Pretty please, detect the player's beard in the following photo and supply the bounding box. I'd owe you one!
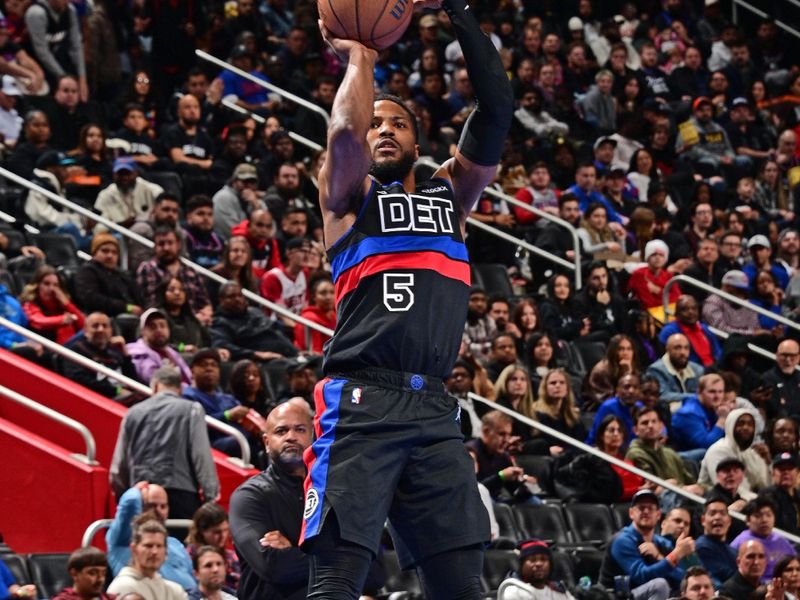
[369,150,417,185]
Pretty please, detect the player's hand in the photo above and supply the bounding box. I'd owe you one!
[318,20,377,62]
[260,530,292,549]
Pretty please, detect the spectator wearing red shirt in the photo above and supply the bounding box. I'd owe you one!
[230,208,282,279]
[20,264,84,345]
[259,236,310,326]
[628,239,682,309]
[294,275,336,354]
[513,161,560,226]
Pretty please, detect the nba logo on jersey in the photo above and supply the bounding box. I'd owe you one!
[351,387,362,404]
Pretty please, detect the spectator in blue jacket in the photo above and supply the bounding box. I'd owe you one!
[671,374,731,458]
[600,489,691,597]
[0,282,44,361]
[182,347,259,460]
[105,483,196,592]
[645,333,704,404]
[695,496,738,588]
[586,372,643,446]
[658,295,722,368]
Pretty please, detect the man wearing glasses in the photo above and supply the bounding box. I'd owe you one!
[763,338,800,420]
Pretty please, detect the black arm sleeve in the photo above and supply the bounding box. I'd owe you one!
[442,0,513,166]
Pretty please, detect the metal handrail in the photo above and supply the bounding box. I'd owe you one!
[417,157,583,288]
[705,323,800,373]
[0,316,253,468]
[467,217,575,271]
[468,392,800,544]
[194,51,584,288]
[81,518,193,548]
[662,274,800,335]
[0,382,97,464]
[732,0,800,40]
[0,166,334,337]
[195,49,330,126]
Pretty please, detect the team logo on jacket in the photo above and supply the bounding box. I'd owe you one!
[304,488,319,519]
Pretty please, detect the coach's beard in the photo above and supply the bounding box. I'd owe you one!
[369,150,417,185]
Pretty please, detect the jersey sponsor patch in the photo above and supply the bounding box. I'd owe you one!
[304,487,320,519]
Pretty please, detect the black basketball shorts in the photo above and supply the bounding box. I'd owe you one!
[299,367,490,568]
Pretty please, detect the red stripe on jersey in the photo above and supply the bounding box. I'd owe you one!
[334,251,471,304]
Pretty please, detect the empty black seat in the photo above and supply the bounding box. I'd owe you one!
[1,554,31,586]
[381,550,422,596]
[570,547,605,583]
[512,504,571,545]
[482,549,517,592]
[611,502,631,529]
[492,502,521,544]
[35,232,79,269]
[28,553,70,598]
[573,341,607,373]
[563,503,617,547]
[551,549,576,586]
[474,263,514,297]
[514,454,555,497]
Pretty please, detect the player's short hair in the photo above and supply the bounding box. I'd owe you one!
[374,93,419,142]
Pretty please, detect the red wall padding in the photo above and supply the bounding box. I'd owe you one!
[0,417,110,553]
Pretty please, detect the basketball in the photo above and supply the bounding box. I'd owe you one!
[318,0,413,50]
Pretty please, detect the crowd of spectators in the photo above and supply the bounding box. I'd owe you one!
[2,0,800,596]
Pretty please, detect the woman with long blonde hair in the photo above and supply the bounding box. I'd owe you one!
[532,368,585,455]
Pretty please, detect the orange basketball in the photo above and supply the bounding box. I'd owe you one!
[318,0,413,50]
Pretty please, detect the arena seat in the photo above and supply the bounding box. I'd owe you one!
[1,553,31,586]
[563,503,617,547]
[482,549,517,592]
[551,548,576,586]
[27,553,70,598]
[572,341,607,373]
[0,227,27,257]
[380,550,423,597]
[34,232,80,269]
[492,503,521,545]
[570,547,605,583]
[610,503,631,530]
[473,263,514,297]
[512,504,572,546]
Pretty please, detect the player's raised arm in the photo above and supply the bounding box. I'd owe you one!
[317,23,378,221]
[429,0,513,220]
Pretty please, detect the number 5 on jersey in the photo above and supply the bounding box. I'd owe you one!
[383,273,415,312]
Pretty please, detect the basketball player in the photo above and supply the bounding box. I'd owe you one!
[300,0,513,597]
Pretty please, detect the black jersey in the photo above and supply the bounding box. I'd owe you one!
[324,177,471,379]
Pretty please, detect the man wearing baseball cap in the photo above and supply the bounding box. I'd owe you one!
[675,95,750,180]
[212,162,266,240]
[499,539,573,600]
[0,75,23,147]
[94,156,164,233]
[743,234,790,290]
[725,97,773,164]
[702,269,769,336]
[758,452,800,535]
[126,307,192,384]
[26,149,85,237]
[600,489,686,599]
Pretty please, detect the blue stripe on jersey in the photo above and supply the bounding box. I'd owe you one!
[330,235,469,281]
[304,378,345,538]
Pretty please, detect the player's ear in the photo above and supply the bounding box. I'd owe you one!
[414,143,420,160]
